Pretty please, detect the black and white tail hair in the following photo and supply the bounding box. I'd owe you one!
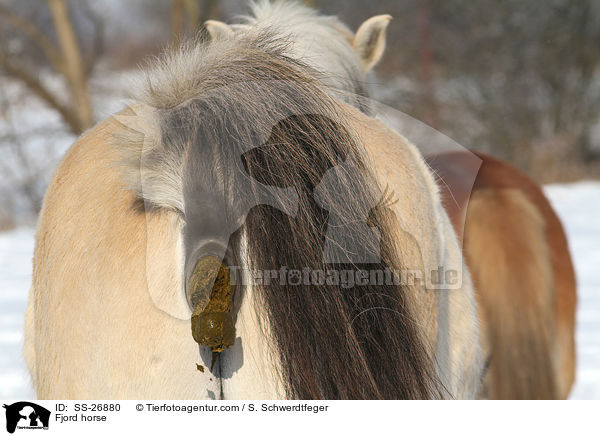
[118,32,443,399]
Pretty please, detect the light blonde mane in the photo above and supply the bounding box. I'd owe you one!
[230,1,368,105]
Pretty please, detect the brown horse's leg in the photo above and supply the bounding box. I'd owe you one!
[465,188,558,399]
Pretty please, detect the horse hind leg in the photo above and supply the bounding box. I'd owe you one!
[465,188,559,399]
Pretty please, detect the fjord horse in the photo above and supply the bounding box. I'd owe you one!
[24,3,482,399]
[200,0,577,399]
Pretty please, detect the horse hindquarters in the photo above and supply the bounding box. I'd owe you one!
[430,150,576,399]
[464,188,565,399]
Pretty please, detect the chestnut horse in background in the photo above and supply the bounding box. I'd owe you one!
[428,151,577,399]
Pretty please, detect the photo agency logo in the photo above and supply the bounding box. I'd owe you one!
[3,402,50,433]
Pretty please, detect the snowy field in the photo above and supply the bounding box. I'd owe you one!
[545,182,600,399]
[0,182,598,399]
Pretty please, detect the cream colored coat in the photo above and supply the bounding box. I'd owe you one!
[25,103,482,399]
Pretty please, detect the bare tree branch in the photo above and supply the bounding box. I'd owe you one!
[172,0,221,44]
[46,0,94,131]
[183,0,200,31]
[199,0,220,27]
[79,0,105,77]
[0,4,66,76]
[171,0,185,45]
[0,1,96,134]
[0,55,83,133]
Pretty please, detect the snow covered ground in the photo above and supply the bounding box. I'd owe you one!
[0,228,35,399]
[0,182,598,399]
[545,182,600,399]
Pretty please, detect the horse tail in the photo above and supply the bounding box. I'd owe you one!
[465,188,559,399]
[118,33,443,399]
